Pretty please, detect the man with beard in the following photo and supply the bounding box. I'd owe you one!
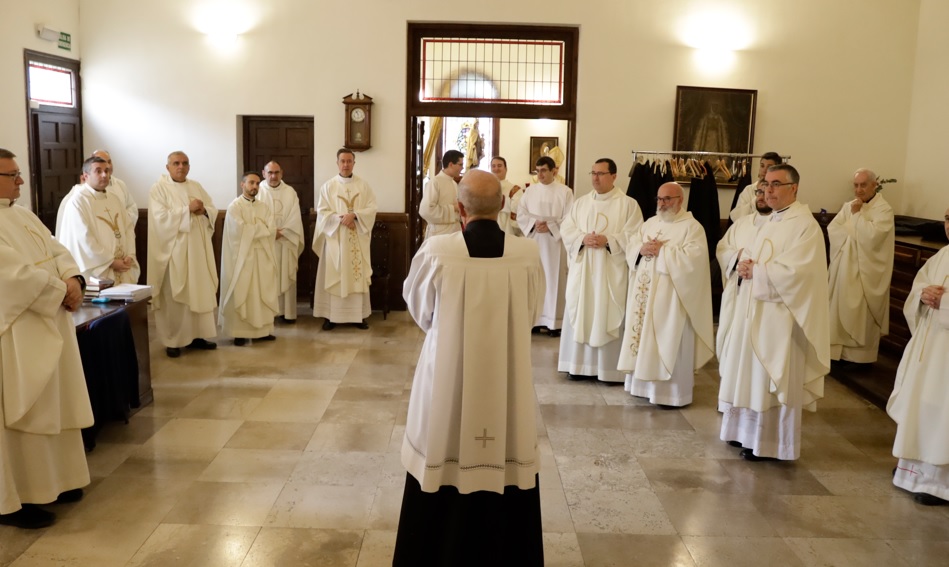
[729,152,782,222]
[258,161,304,323]
[618,182,714,407]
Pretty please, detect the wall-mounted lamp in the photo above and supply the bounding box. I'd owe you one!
[36,24,60,42]
[678,8,754,76]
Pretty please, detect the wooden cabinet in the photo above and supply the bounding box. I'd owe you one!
[882,239,944,356]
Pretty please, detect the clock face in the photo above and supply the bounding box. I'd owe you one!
[351,108,366,123]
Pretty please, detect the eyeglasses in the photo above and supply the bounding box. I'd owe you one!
[754,190,765,196]
[656,196,681,204]
[589,171,612,177]
[766,181,794,189]
[0,171,22,179]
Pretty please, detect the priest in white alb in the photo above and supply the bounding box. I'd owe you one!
[559,158,643,382]
[395,169,545,566]
[827,168,895,363]
[718,164,830,462]
[147,151,219,358]
[55,149,138,236]
[491,156,523,236]
[619,182,714,407]
[56,156,140,284]
[716,180,771,393]
[517,155,574,336]
[729,152,782,222]
[0,148,92,530]
[313,149,378,330]
[419,150,463,239]
[258,160,304,323]
[219,172,279,345]
[887,207,949,506]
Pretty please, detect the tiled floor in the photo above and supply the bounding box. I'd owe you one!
[3,311,948,566]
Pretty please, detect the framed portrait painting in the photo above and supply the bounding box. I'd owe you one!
[529,136,559,173]
[672,86,757,155]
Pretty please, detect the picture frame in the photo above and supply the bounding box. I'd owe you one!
[672,86,757,156]
[529,136,559,173]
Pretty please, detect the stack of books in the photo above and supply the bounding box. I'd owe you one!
[84,277,114,300]
[99,283,153,302]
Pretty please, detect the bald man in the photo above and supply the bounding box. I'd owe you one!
[618,182,714,408]
[258,160,304,323]
[396,169,545,566]
[147,151,219,358]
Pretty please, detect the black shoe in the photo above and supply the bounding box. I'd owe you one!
[740,448,778,462]
[567,374,591,381]
[547,329,561,338]
[322,320,336,331]
[234,338,247,346]
[655,404,680,410]
[0,505,55,529]
[532,326,543,335]
[279,316,296,324]
[54,488,84,504]
[258,335,276,341]
[187,338,217,350]
[355,321,369,330]
[166,347,181,358]
[727,440,743,448]
[913,492,949,506]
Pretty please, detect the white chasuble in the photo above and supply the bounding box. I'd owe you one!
[147,175,218,312]
[259,181,304,317]
[517,182,574,329]
[56,184,140,283]
[618,210,714,380]
[401,233,544,494]
[219,197,279,337]
[419,171,460,239]
[827,193,895,362]
[313,175,377,298]
[719,201,829,414]
[0,200,92,513]
[887,245,949,466]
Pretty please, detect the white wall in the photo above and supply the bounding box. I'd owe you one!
[497,119,570,188]
[1,0,931,217]
[903,0,949,220]
[0,0,80,210]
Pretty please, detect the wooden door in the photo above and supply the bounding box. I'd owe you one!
[242,117,315,300]
[30,112,82,233]
[407,117,426,255]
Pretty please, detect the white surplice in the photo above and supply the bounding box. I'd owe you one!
[728,183,757,222]
[56,183,140,284]
[619,210,714,405]
[55,175,138,237]
[558,187,643,382]
[147,174,218,348]
[498,179,524,236]
[219,196,279,339]
[402,231,544,494]
[887,245,949,499]
[258,180,304,320]
[827,193,895,362]
[419,171,460,239]
[312,174,377,323]
[517,181,574,330]
[717,201,830,460]
[0,200,92,514]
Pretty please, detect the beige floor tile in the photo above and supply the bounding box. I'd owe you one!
[305,422,394,453]
[540,488,575,533]
[331,384,405,402]
[681,536,804,567]
[368,486,404,530]
[539,453,564,492]
[886,540,949,565]
[319,400,402,424]
[656,491,778,537]
[162,481,284,526]
[542,532,585,566]
[535,383,608,405]
[555,453,651,492]
[784,537,911,567]
[125,523,259,567]
[541,404,694,430]
[639,457,743,494]
[840,494,949,540]
[94,415,171,445]
[56,475,192,524]
[198,448,302,483]
[547,427,634,457]
[575,533,696,567]
[266,484,375,529]
[225,421,319,451]
[85,442,138,478]
[247,381,337,422]
[755,495,880,538]
[718,459,832,496]
[177,392,262,420]
[565,489,676,534]
[355,530,397,567]
[12,519,158,567]
[144,418,243,450]
[240,527,363,567]
[288,451,386,486]
[0,527,44,567]
[624,430,710,459]
[110,444,218,480]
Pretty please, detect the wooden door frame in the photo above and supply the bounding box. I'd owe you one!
[24,49,82,214]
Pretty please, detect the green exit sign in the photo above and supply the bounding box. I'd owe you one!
[58,32,71,51]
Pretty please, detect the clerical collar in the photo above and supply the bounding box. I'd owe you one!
[242,195,255,202]
[338,174,354,184]
[267,181,282,189]
[0,198,13,208]
[85,183,108,198]
[770,204,792,221]
[592,188,615,201]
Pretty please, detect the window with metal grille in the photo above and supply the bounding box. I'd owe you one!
[27,61,76,108]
